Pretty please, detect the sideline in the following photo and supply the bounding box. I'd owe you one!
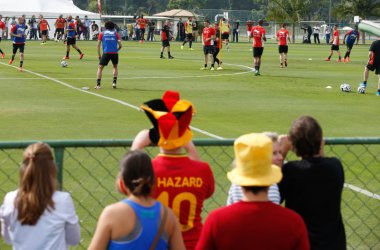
[1,62,378,199]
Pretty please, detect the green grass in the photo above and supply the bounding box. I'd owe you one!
[0,39,379,249]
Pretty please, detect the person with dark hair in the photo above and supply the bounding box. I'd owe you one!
[276,23,291,68]
[250,19,266,76]
[137,14,147,43]
[54,14,66,42]
[0,142,80,249]
[147,20,155,41]
[181,17,194,50]
[160,20,174,59]
[343,26,360,63]
[63,15,84,60]
[279,116,346,250]
[39,15,50,45]
[359,35,380,96]
[232,18,239,43]
[95,21,122,89]
[9,16,27,71]
[213,22,223,70]
[325,24,342,62]
[200,19,216,70]
[196,133,309,250]
[220,18,230,50]
[88,150,185,250]
[131,90,215,250]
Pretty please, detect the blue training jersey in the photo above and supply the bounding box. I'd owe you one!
[12,24,27,44]
[99,29,120,54]
[67,20,76,38]
[107,199,168,250]
[346,30,359,44]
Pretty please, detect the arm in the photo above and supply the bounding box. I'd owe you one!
[63,193,81,246]
[263,34,267,42]
[118,40,122,51]
[183,141,200,161]
[131,129,151,151]
[88,207,113,250]
[97,39,102,59]
[343,33,347,44]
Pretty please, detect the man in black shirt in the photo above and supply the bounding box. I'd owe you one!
[360,37,380,96]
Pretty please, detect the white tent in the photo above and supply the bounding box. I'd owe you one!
[0,0,99,19]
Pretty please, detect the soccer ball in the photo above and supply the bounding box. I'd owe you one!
[357,86,366,94]
[61,60,68,67]
[340,83,351,92]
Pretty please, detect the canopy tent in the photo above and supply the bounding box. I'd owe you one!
[153,9,199,19]
[0,0,99,19]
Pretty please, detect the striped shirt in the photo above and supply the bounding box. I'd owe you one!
[226,183,281,205]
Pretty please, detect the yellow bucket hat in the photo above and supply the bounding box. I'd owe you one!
[141,91,194,150]
[227,133,282,186]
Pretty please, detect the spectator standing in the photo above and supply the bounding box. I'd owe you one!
[88,150,185,250]
[131,90,215,250]
[176,18,185,41]
[147,20,155,41]
[307,25,312,43]
[313,24,320,44]
[359,35,380,96]
[192,19,199,42]
[91,21,99,40]
[279,116,346,250]
[232,18,239,42]
[28,15,38,40]
[0,142,80,249]
[82,15,91,40]
[3,17,9,39]
[196,133,309,250]
[246,20,253,42]
[325,25,331,44]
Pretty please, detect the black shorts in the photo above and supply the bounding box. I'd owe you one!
[253,47,264,57]
[100,53,119,66]
[0,37,2,42]
[162,39,170,47]
[13,43,25,54]
[185,33,193,40]
[67,37,76,45]
[366,63,380,75]
[55,28,64,34]
[331,45,339,51]
[203,45,214,55]
[140,28,145,34]
[41,30,48,36]
[221,33,229,40]
[346,43,354,51]
[278,45,288,54]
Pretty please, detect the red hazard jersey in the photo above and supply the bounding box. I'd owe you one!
[277,28,289,46]
[152,154,215,250]
[251,25,266,48]
[332,29,340,45]
[202,26,216,46]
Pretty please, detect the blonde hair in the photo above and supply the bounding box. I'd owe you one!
[16,142,57,225]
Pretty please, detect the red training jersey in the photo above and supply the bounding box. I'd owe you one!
[138,18,147,29]
[152,154,215,250]
[332,29,340,45]
[40,19,48,31]
[277,28,289,46]
[251,25,266,48]
[55,18,65,29]
[0,21,5,30]
[246,22,253,32]
[202,26,216,46]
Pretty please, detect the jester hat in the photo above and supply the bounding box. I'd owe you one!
[141,91,194,150]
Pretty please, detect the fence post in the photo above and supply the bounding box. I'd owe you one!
[54,147,65,190]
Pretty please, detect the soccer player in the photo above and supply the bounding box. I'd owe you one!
[9,16,27,71]
[201,20,216,70]
[276,23,291,68]
[54,15,66,42]
[325,24,342,62]
[250,19,266,76]
[181,17,194,50]
[63,15,84,60]
[359,36,380,96]
[220,18,230,51]
[95,21,122,90]
[0,15,5,58]
[39,15,50,45]
[213,22,223,70]
[137,15,147,43]
[246,20,253,43]
[160,20,174,59]
[131,90,215,250]
[343,26,360,63]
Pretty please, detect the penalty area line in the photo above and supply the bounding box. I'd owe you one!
[344,183,380,201]
[0,62,225,140]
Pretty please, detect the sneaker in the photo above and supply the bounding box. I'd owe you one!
[160,55,165,59]
[217,66,223,70]
[112,83,116,89]
[40,42,45,45]
[200,67,207,70]
[63,56,69,60]
[9,59,13,65]
[324,58,330,61]
[94,85,101,89]
[210,67,215,71]
[168,56,174,59]
[79,54,84,60]
[189,48,194,51]
[181,45,184,50]
[1,53,4,59]
[18,67,23,72]
[254,70,260,76]
[337,59,342,62]
[376,91,380,96]
[360,82,367,88]
[280,64,284,68]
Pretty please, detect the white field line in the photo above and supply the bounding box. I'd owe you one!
[1,62,379,200]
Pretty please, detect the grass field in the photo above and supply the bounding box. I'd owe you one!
[0,38,379,249]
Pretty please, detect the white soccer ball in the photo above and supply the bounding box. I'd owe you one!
[61,60,68,67]
[357,86,366,94]
[340,83,351,92]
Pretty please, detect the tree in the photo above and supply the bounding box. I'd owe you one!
[167,0,207,10]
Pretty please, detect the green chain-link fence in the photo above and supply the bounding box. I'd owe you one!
[0,138,379,249]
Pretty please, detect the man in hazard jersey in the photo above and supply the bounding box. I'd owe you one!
[54,15,66,42]
[131,90,215,250]
[250,19,267,76]
[39,15,50,45]
[276,23,291,68]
